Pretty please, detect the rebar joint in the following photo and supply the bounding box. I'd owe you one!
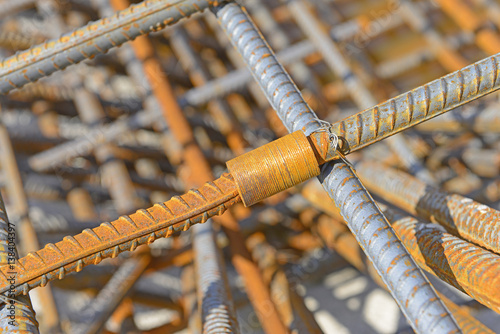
[227,131,320,206]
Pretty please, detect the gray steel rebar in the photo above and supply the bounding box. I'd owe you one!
[71,253,151,334]
[28,109,160,172]
[193,221,240,334]
[180,39,316,107]
[212,2,461,333]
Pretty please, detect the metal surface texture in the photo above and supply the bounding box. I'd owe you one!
[212,2,322,136]
[107,0,287,331]
[318,161,461,333]
[0,0,224,94]
[213,2,461,333]
[193,221,239,334]
[302,180,499,331]
[227,131,320,206]
[0,173,239,295]
[384,208,500,314]
[2,0,500,332]
[312,209,495,333]
[321,52,500,161]
[356,160,500,255]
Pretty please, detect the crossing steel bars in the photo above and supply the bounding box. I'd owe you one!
[301,187,496,333]
[107,0,286,331]
[356,160,500,255]
[212,2,461,333]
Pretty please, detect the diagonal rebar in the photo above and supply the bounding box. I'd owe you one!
[0,0,227,94]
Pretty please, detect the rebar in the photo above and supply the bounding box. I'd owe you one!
[356,160,500,255]
[71,251,151,334]
[0,173,239,296]
[193,221,240,334]
[383,208,500,314]
[321,52,500,161]
[0,195,39,333]
[107,0,288,330]
[1,0,500,331]
[213,2,461,333]
[0,0,225,94]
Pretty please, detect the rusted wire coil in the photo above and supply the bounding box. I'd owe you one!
[227,131,320,206]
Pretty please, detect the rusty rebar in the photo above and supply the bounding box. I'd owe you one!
[0,123,62,333]
[317,52,500,162]
[0,173,239,296]
[356,160,500,256]
[247,232,323,333]
[301,181,497,333]
[108,0,288,330]
[0,194,39,333]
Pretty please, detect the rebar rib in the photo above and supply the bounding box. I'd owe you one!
[0,0,224,94]
[328,53,500,158]
[0,173,239,296]
[356,160,500,255]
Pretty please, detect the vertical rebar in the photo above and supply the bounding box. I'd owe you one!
[0,196,39,333]
[193,221,240,334]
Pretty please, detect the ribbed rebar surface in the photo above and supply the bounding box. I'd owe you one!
[0,173,239,296]
[357,160,500,255]
[193,221,240,334]
[213,2,322,136]
[0,0,223,94]
[213,2,461,333]
[329,53,500,155]
[0,196,39,333]
[384,208,500,314]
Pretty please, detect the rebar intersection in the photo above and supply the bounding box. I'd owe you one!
[0,0,500,333]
